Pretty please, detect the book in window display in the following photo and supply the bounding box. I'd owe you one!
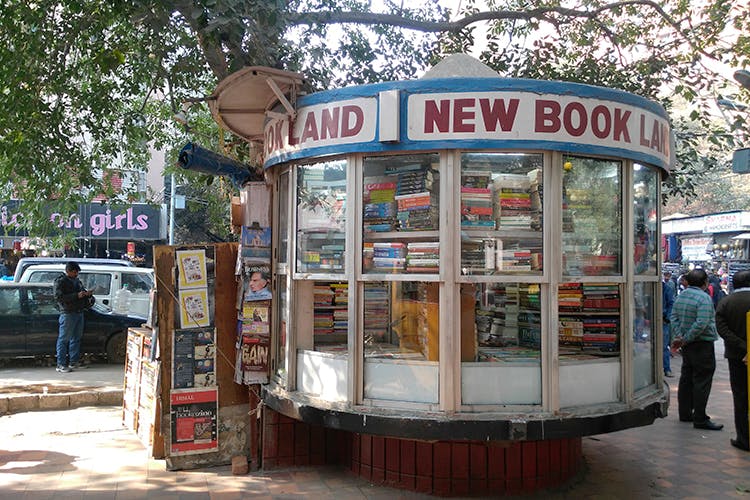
[494,174,532,230]
[517,284,541,348]
[363,179,397,233]
[363,282,390,344]
[558,283,621,357]
[388,164,439,232]
[405,241,440,273]
[312,282,348,349]
[370,242,407,272]
[461,171,494,229]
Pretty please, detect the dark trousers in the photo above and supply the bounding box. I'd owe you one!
[728,358,749,446]
[678,340,716,423]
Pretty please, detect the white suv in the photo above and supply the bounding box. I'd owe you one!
[19,264,153,318]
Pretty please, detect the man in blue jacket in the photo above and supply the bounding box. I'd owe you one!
[53,261,93,373]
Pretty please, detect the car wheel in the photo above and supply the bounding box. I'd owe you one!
[106,331,127,364]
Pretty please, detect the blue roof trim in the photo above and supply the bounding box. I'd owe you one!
[297,78,668,118]
[265,138,667,169]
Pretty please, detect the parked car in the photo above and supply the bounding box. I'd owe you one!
[13,257,134,282]
[0,283,144,363]
[18,264,154,318]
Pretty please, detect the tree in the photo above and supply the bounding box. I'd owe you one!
[1,0,747,244]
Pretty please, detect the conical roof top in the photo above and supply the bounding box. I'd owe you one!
[421,53,500,79]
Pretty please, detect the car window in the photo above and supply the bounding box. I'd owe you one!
[27,271,64,283]
[25,288,58,314]
[122,272,153,293]
[80,273,112,294]
[0,288,21,315]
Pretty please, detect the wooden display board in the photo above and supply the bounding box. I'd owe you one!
[123,326,163,458]
[152,243,250,469]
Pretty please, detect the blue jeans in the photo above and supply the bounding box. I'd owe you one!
[57,312,84,367]
[663,322,671,374]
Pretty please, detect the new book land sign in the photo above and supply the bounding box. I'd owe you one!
[264,83,672,173]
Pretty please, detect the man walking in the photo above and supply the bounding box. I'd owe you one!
[53,261,93,373]
[670,268,723,430]
[715,270,750,451]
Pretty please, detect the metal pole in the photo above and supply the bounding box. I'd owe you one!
[169,173,175,245]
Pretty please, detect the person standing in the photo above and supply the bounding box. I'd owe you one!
[662,271,676,377]
[670,268,723,430]
[53,261,93,373]
[715,270,750,451]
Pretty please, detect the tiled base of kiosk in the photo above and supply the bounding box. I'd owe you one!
[262,408,583,496]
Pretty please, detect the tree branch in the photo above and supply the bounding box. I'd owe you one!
[288,1,714,60]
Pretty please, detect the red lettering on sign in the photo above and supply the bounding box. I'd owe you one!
[479,98,519,132]
[591,105,612,139]
[453,98,475,133]
[563,102,587,137]
[288,117,299,146]
[341,105,364,137]
[613,109,631,142]
[535,100,561,132]
[300,113,319,143]
[320,108,339,140]
[273,121,283,152]
[639,114,650,147]
[424,100,450,133]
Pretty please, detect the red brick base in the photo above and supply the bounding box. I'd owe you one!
[261,408,583,496]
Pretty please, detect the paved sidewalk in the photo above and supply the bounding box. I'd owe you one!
[0,349,748,498]
[0,362,124,415]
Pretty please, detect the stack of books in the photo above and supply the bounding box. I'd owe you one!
[582,317,619,352]
[392,166,438,231]
[405,241,440,273]
[371,242,406,272]
[559,318,584,346]
[461,171,494,228]
[528,168,543,230]
[558,282,583,312]
[313,283,334,306]
[494,173,532,229]
[518,284,542,348]
[496,241,533,271]
[363,283,390,342]
[582,284,620,311]
[363,179,397,232]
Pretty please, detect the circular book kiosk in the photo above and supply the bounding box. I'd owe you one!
[213,55,671,496]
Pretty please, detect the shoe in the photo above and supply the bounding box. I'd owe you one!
[56,365,72,373]
[694,420,723,431]
[70,362,88,369]
[730,439,750,451]
[664,371,674,377]
[679,417,693,422]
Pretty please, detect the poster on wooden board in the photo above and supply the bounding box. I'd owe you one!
[173,328,216,389]
[176,249,208,289]
[169,388,218,456]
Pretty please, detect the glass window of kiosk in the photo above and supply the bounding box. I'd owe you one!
[361,154,440,406]
[561,156,621,277]
[296,160,347,275]
[291,160,350,401]
[632,163,660,392]
[274,170,290,382]
[558,156,623,408]
[633,281,656,391]
[458,152,544,406]
[459,153,543,276]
